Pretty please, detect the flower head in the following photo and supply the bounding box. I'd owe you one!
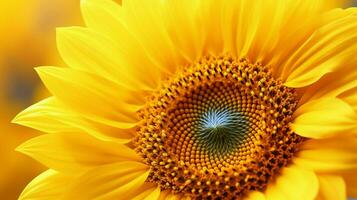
[14,0,357,199]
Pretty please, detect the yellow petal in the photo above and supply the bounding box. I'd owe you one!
[80,0,167,87]
[132,183,156,200]
[240,0,287,62]
[294,136,357,172]
[36,66,143,130]
[131,184,159,200]
[234,0,342,69]
[121,0,187,74]
[265,165,318,200]
[295,10,357,100]
[144,186,161,200]
[12,97,135,143]
[57,26,159,89]
[81,0,123,38]
[235,0,262,60]
[245,191,265,200]
[283,8,357,87]
[13,97,80,134]
[19,170,73,200]
[316,175,346,200]
[339,87,357,113]
[16,133,141,173]
[292,98,357,139]
[199,0,225,55]
[161,0,204,62]
[298,60,357,105]
[64,161,150,200]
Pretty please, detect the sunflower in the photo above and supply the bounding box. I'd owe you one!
[13,0,357,199]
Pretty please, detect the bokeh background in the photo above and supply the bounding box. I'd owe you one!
[0,0,356,199]
[0,1,82,199]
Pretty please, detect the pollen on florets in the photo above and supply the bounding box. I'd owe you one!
[134,55,302,199]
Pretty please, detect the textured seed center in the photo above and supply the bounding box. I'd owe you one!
[135,55,303,199]
[198,108,248,155]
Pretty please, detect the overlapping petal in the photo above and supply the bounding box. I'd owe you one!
[339,87,357,113]
[291,98,357,139]
[131,185,161,200]
[120,0,188,74]
[13,97,82,134]
[264,165,318,200]
[16,133,141,173]
[63,161,149,199]
[298,60,357,105]
[36,67,143,130]
[57,26,161,90]
[18,170,74,200]
[283,8,357,87]
[13,97,135,142]
[294,136,357,172]
[316,175,346,200]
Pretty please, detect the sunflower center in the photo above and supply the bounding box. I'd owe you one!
[135,55,302,199]
[198,108,248,155]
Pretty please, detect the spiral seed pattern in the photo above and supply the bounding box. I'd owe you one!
[135,55,303,199]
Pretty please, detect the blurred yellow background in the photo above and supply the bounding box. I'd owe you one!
[0,1,82,199]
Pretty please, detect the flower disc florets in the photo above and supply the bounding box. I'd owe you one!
[135,55,303,199]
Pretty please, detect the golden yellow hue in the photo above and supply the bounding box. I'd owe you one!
[0,0,82,199]
[13,0,357,199]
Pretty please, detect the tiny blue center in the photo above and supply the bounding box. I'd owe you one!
[202,109,231,129]
[197,108,249,155]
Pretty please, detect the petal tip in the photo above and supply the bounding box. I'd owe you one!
[11,113,22,125]
[11,108,32,127]
[15,141,29,154]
